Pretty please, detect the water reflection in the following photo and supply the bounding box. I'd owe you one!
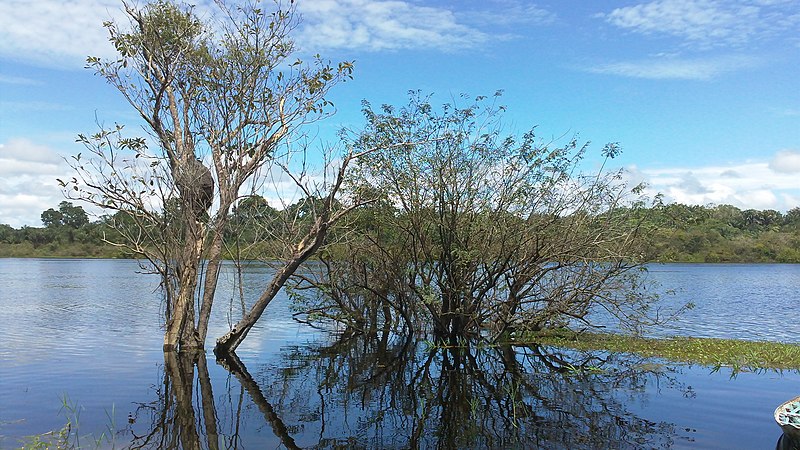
[216,351,301,450]
[2,260,796,448]
[128,352,220,449]
[266,333,681,448]
[128,334,683,449]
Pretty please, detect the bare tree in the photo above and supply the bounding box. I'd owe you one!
[63,0,354,351]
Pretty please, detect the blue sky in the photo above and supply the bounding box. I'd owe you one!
[0,0,798,227]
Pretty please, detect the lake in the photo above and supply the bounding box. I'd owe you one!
[1,259,799,449]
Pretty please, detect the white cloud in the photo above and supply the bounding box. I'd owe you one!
[296,0,492,52]
[0,0,126,69]
[1,138,63,164]
[601,0,800,49]
[458,0,556,27]
[632,152,800,211]
[769,149,800,173]
[0,139,73,227]
[0,0,536,67]
[586,54,759,79]
[0,75,41,85]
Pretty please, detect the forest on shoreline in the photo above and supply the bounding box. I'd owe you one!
[2,200,800,263]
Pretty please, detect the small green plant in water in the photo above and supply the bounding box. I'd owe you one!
[17,395,118,450]
[19,396,79,450]
[564,363,606,375]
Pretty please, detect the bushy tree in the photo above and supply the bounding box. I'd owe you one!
[294,93,668,342]
[40,208,63,228]
[41,202,88,229]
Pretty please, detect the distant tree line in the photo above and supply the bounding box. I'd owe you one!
[0,196,332,259]
[643,203,800,263]
[0,201,114,257]
[1,200,798,263]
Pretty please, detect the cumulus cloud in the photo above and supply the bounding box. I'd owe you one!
[769,149,800,173]
[720,169,741,178]
[632,153,800,211]
[0,0,126,68]
[586,54,759,79]
[678,172,711,194]
[600,0,800,49]
[1,138,64,165]
[295,0,491,52]
[0,139,74,227]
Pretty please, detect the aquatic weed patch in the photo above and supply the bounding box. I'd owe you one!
[526,330,800,371]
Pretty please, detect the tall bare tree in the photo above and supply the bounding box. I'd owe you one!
[63,0,355,351]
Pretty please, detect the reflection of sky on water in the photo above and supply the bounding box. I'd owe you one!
[628,363,799,449]
[0,259,798,448]
[2,259,163,364]
[646,263,800,342]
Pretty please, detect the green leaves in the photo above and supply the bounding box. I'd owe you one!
[602,142,622,159]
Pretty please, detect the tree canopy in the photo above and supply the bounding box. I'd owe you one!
[41,202,89,229]
[290,93,681,341]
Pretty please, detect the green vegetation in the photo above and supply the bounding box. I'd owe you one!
[16,396,116,450]
[293,94,666,342]
[0,197,333,260]
[0,202,127,258]
[3,202,798,262]
[644,203,800,263]
[529,329,800,371]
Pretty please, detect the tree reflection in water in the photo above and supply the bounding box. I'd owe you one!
[127,333,681,449]
[127,351,220,449]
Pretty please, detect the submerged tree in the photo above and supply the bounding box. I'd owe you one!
[62,0,357,352]
[294,92,670,342]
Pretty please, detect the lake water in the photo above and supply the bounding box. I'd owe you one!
[1,259,799,449]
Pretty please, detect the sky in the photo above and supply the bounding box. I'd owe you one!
[0,0,798,228]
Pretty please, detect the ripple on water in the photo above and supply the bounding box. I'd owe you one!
[2,259,800,449]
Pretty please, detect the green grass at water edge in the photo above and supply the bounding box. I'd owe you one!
[526,329,800,371]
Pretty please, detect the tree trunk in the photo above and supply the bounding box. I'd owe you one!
[197,229,224,343]
[163,272,196,351]
[164,222,204,351]
[214,260,302,354]
[215,220,329,354]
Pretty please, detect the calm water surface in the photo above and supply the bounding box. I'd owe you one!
[0,259,799,449]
